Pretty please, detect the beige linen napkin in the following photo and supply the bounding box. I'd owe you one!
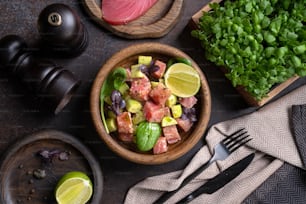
[124,84,306,204]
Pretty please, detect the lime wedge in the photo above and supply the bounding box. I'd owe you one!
[164,63,200,97]
[55,171,93,204]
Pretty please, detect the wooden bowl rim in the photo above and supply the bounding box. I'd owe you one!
[90,42,211,164]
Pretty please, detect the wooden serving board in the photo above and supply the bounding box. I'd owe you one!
[81,0,184,39]
[189,1,299,106]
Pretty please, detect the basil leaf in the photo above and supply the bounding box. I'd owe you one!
[136,122,161,152]
[100,67,127,133]
[112,68,127,90]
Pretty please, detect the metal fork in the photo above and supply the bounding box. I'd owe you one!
[153,127,252,204]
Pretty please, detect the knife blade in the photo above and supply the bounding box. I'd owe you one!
[175,153,255,204]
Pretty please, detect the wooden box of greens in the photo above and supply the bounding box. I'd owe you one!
[190,0,304,106]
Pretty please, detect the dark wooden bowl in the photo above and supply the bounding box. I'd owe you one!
[0,130,103,203]
[90,43,211,165]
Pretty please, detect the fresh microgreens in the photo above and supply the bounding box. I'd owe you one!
[192,0,305,100]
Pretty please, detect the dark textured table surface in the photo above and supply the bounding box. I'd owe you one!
[0,1,305,203]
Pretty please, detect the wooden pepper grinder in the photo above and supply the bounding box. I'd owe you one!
[37,3,88,57]
[0,35,80,114]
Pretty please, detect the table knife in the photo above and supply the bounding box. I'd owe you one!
[175,153,255,204]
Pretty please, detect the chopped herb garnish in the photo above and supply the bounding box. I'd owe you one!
[37,149,70,163]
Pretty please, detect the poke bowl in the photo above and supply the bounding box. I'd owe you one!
[90,43,211,165]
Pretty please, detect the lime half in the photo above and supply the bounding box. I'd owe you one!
[164,63,200,97]
[55,171,93,204]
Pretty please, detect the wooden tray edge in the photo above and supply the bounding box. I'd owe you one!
[236,76,300,106]
[189,0,222,28]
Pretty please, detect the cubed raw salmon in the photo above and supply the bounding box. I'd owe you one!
[179,96,198,108]
[152,60,166,79]
[118,133,134,142]
[153,137,168,154]
[163,125,181,144]
[149,83,171,106]
[176,118,193,132]
[143,101,167,123]
[130,76,151,101]
[116,112,133,134]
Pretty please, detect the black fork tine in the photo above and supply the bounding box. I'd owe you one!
[223,130,248,146]
[226,134,252,153]
[214,127,246,142]
[214,127,252,153]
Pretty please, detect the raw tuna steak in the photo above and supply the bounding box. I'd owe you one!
[101,0,158,25]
